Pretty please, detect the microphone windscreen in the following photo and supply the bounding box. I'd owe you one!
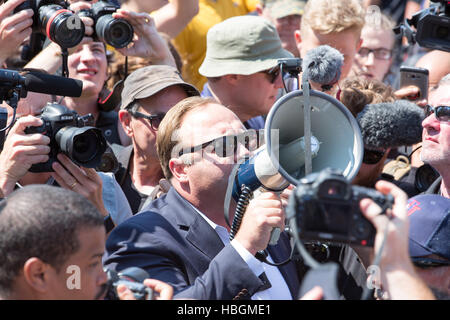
[357,100,424,149]
[24,72,83,97]
[302,45,344,85]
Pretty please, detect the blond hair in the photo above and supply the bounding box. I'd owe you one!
[364,6,396,31]
[301,0,365,35]
[340,77,396,117]
[157,96,216,180]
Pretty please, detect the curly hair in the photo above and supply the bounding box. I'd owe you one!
[301,0,365,35]
[339,77,396,117]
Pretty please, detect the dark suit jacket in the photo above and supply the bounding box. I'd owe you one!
[104,187,301,300]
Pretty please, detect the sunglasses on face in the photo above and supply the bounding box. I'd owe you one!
[424,105,450,122]
[412,257,450,269]
[261,66,281,84]
[178,132,258,158]
[129,110,165,130]
[357,47,392,60]
[363,148,386,165]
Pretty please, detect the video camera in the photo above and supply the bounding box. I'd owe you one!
[394,0,450,52]
[78,0,134,49]
[13,0,85,49]
[292,168,393,247]
[24,103,107,172]
[105,267,155,300]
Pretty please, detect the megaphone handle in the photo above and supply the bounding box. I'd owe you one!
[269,227,281,245]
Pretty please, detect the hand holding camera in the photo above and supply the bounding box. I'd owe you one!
[111,9,176,67]
[0,0,34,64]
[0,114,50,196]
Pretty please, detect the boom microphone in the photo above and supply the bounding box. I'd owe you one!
[357,100,424,149]
[0,69,83,97]
[302,45,344,91]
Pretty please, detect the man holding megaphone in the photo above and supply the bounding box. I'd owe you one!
[104,96,302,300]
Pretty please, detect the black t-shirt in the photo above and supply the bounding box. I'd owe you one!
[113,145,149,214]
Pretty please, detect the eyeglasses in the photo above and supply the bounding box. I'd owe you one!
[363,148,386,165]
[261,66,281,84]
[424,105,450,122]
[412,257,450,269]
[178,132,258,158]
[357,47,392,60]
[129,110,165,130]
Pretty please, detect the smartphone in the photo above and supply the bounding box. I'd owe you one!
[399,66,429,102]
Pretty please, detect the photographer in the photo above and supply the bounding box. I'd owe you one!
[360,180,435,299]
[0,185,173,300]
[23,1,176,146]
[0,0,33,67]
[0,94,132,229]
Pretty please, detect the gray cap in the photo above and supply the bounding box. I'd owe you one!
[120,65,199,110]
[199,15,293,78]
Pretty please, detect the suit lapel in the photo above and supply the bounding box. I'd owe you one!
[169,189,225,260]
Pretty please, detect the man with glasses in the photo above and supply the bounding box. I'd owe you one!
[419,75,450,198]
[116,65,199,213]
[349,12,396,84]
[407,194,450,300]
[198,15,292,130]
[105,96,301,299]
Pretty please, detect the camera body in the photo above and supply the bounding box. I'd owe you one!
[78,1,133,48]
[24,103,107,172]
[14,0,85,48]
[294,169,393,247]
[395,0,450,52]
[105,267,154,300]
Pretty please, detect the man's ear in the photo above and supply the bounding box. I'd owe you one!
[118,110,133,137]
[223,74,240,86]
[255,4,264,16]
[169,158,189,183]
[22,257,51,293]
[294,30,302,52]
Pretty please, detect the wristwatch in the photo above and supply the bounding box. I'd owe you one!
[104,214,115,233]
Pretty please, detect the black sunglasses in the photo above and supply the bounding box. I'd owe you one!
[178,132,257,158]
[363,148,386,165]
[424,105,450,122]
[129,110,165,130]
[412,257,450,269]
[261,66,281,84]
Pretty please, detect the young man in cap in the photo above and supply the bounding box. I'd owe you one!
[116,65,199,214]
[256,0,306,57]
[199,15,293,130]
[407,194,450,300]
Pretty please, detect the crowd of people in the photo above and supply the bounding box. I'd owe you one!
[0,0,448,301]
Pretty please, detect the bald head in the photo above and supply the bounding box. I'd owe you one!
[415,50,450,91]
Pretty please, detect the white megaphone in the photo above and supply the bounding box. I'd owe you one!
[230,89,364,202]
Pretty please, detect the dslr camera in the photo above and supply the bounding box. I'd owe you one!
[105,267,154,300]
[24,103,107,172]
[395,0,450,52]
[78,0,133,48]
[13,0,85,48]
[293,168,393,247]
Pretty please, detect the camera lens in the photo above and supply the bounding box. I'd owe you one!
[56,126,106,168]
[95,14,133,48]
[39,5,85,48]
